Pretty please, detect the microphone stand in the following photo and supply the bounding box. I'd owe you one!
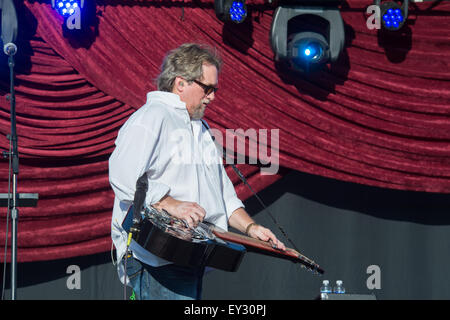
[1,45,38,298]
[5,45,19,300]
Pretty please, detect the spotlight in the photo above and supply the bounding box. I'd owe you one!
[375,0,408,31]
[215,0,248,24]
[51,0,84,17]
[289,32,329,68]
[270,5,345,73]
[51,0,86,30]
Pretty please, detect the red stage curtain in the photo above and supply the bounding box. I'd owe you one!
[0,0,449,262]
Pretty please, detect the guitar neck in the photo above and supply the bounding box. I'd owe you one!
[210,226,323,274]
[211,226,298,258]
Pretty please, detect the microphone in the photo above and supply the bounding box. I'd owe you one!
[3,43,18,56]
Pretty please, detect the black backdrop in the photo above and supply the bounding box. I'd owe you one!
[2,170,450,300]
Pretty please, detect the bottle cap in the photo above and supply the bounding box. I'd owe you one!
[322,280,329,285]
[336,280,343,285]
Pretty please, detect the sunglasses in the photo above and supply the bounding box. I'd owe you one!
[192,80,218,96]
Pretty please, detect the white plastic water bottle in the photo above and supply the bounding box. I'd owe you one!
[333,280,346,294]
[320,280,332,299]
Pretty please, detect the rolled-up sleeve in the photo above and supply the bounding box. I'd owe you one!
[220,164,245,220]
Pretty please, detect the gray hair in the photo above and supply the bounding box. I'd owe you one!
[156,43,222,92]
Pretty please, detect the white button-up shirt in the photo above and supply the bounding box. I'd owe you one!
[109,91,244,281]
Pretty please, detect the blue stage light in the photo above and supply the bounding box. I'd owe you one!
[215,0,248,24]
[53,0,82,17]
[288,33,329,72]
[228,1,247,23]
[270,6,344,74]
[378,1,408,31]
[382,10,404,30]
[300,43,323,62]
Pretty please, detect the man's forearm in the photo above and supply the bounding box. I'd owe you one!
[228,207,286,250]
[228,207,256,234]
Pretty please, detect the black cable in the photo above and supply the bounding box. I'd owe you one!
[200,120,300,253]
[228,163,301,253]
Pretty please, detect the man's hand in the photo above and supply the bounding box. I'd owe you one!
[153,195,206,228]
[246,223,286,251]
[229,207,286,251]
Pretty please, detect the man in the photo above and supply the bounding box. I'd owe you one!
[109,43,285,300]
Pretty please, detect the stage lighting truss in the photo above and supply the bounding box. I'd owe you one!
[51,0,84,17]
[215,0,248,24]
[374,0,409,31]
[270,5,345,73]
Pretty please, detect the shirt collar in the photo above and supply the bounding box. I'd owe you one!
[146,91,187,110]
